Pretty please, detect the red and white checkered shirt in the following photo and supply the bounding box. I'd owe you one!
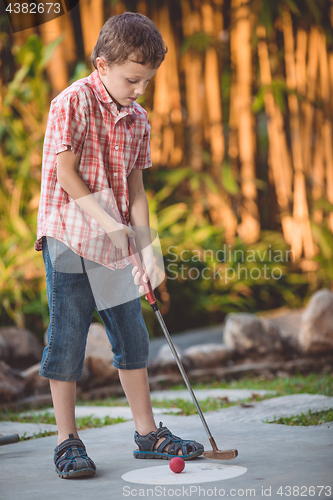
[35,70,152,269]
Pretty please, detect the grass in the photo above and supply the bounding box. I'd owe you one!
[0,409,126,441]
[266,408,333,426]
[167,372,333,397]
[1,372,332,440]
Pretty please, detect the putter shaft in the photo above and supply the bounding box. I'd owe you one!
[119,216,238,460]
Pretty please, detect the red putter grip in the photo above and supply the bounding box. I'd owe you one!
[128,237,156,306]
[116,211,157,306]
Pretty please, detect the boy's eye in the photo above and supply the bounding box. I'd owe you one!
[128,80,138,84]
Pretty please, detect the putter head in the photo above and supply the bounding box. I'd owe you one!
[203,449,238,460]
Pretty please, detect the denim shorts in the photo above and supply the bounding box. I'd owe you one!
[39,237,150,381]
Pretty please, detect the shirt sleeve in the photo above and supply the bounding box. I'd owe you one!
[53,91,87,157]
[133,118,153,170]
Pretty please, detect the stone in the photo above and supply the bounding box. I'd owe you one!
[0,360,27,403]
[21,362,50,395]
[183,343,235,368]
[299,289,333,354]
[156,343,183,365]
[0,326,43,370]
[0,333,10,361]
[149,343,191,375]
[83,323,119,387]
[223,313,286,356]
[258,307,303,353]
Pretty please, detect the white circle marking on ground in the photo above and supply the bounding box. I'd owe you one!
[122,463,247,485]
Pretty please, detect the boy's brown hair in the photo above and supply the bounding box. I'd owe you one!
[91,12,167,69]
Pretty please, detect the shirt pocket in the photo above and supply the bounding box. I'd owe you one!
[123,137,141,175]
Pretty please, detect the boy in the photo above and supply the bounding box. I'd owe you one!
[35,12,204,479]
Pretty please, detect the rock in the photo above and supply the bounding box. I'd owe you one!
[223,313,286,357]
[0,360,27,403]
[183,343,235,369]
[156,343,183,365]
[0,327,43,370]
[149,343,191,375]
[83,323,119,387]
[0,333,10,361]
[21,362,50,396]
[258,307,303,353]
[299,289,333,355]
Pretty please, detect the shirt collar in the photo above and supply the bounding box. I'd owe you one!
[88,70,138,116]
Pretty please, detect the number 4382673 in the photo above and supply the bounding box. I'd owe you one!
[6,3,61,14]
[277,485,332,496]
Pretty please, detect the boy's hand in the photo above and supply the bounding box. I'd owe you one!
[132,246,156,298]
[105,221,135,257]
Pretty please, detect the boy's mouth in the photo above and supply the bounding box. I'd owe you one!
[128,97,137,101]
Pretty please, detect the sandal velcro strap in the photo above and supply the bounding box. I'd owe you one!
[54,433,96,478]
[54,437,86,460]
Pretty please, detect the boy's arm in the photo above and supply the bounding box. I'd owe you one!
[57,149,135,257]
[127,169,156,292]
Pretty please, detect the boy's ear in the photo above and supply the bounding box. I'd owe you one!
[96,56,107,76]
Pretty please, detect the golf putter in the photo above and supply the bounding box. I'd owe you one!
[120,220,238,460]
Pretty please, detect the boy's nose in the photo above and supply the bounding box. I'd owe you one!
[135,83,146,96]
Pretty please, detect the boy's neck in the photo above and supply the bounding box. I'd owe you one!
[99,75,122,111]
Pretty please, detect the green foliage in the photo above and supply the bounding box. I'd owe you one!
[70,62,91,83]
[253,0,333,36]
[0,35,56,333]
[181,32,214,55]
[222,164,239,195]
[144,166,314,335]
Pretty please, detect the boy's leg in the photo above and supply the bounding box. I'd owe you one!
[118,367,156,435]
[97,270,203,459]
[49,379,79,445]
[118,367,182,455]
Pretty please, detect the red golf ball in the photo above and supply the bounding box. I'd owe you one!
[169,457,185,473]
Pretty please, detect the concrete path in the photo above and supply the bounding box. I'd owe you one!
[0,389,276,439]
[1,393,332,500]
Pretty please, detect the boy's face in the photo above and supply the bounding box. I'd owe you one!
[96,56,158,110]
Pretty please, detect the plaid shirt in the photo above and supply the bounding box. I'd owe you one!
[35,70,152,269]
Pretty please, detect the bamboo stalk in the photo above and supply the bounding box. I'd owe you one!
[180,0,204,172]
[282,8,315,259]
[201,0,237,242]
[202,0,225,181]
[60,10,77,64]
[296,28,309,175]
[80,0,104,63]
[302,27,319,178]
[157,2,182,166]
[206,191,238,244]
[323,120,333,232]
[257,25,293,244]
[228,0,238,168]
[136,1,147,15]
[151,1,183,166]
[12,27,36,47]
[317,29,333,232]
[312,110,324,225]
[39,17,69,93]
[231,0,260,244]
[114,1,126,16]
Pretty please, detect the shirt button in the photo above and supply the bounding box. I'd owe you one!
[114,173,118,177]
[114,145,119,150]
